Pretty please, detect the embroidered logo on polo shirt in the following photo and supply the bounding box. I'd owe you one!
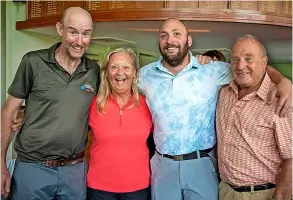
[80,82,94,93]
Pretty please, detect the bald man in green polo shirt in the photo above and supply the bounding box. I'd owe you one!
[1,7,99,200]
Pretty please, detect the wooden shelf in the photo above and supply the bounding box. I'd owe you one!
[16,8,292,30]
[16,1,292,29]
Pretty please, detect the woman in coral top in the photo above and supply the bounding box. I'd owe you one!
[87,48,152,200]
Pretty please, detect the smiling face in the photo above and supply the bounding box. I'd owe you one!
[230,38,268,89]
[106,52,136,96]
[159,19,192,67]
[56,7,93,59]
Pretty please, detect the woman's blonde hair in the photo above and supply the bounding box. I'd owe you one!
[96,47,140,114]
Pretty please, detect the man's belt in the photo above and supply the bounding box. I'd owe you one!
[228,183,276,192]
[156,148,212,161]
[42,152,85,167]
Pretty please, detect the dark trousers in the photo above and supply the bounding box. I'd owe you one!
[87,186,150,200]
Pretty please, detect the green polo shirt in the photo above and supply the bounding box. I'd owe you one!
[8,43,99,162]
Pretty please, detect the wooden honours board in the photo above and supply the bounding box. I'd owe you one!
[28,1,42,19]
[43,1,63,17]
[82,1,165,12]
[63,1,84,9]
[27,1,292,19]
[282,1,292,16]
[230,1,291,17]
[258,1,283,15]
[27,1,84,19]
[230,1,258,11]
[166,1,199,9]
[135,1,165,9]
[108,1,136,10]
[85,1,109,11]
[21,1,291,28]
[165,1,228,9]
[198,1,228,9]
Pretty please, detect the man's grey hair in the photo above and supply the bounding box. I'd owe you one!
[232,34,267,57]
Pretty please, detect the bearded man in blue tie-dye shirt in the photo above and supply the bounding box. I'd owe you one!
[138,18,292,200]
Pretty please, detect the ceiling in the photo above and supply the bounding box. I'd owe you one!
[25,20,292,62]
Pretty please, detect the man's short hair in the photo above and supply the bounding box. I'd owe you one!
[232,34,267,57]
[160,18,190,35]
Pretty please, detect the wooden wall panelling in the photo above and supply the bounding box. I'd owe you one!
[258,1,283,16]
[166,1,199,9]
[27,1,43,19]
[85,1,165,11]
[20,1,293,29]
[27,1,85,20]
[43,1,63,17]
[84,1,109,11]
[63,1,84,10]
[230,1,258,11]
[108,1,136,10]
[135,1,165,9]
[282,1,292,17]
[198,1,228,9]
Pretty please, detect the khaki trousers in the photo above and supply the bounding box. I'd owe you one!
[219,181,275,200]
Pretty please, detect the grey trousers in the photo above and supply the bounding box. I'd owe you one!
[151,152,219,200]
[11,159,87,200]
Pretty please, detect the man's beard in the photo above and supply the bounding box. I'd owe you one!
[159,41,189,67]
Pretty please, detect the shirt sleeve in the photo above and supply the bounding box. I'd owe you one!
[212,61,233,87]
[274,111,292,159]
[7,54,34,99]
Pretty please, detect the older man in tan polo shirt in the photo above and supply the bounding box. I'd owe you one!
[216,34,292,200]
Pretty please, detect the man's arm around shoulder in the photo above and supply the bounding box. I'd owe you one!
[266,65,292,117]
[1,95,24,197]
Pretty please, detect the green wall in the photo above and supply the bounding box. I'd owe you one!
[5,2,59,90]
[1,1,6,108]
[271,62,292,81]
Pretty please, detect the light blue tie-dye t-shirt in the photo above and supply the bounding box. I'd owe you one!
[138,52,232,155]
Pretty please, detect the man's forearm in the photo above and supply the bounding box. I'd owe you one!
[266,65,286,84]
[273,159,292,200]
[1,108,16,162]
